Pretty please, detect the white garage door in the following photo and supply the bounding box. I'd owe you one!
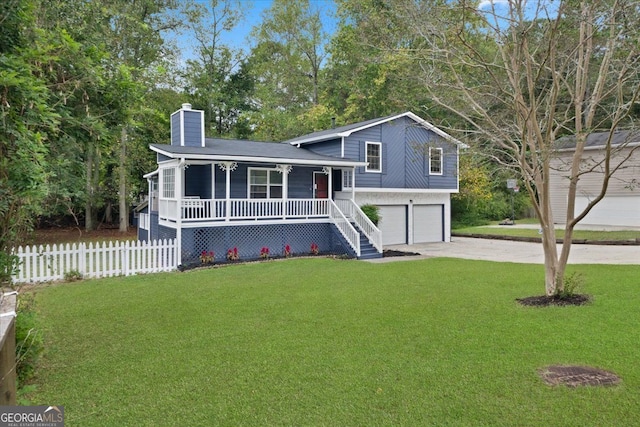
[575,195,640,227]
[413,205,444,243]
[378,205,407,245]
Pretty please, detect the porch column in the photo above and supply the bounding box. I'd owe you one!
[219,162,237,221]
[277,164,292,219]
[176,161,185,264]
[351,166,356,201]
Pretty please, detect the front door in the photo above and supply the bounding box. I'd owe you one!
[314,173,328,199]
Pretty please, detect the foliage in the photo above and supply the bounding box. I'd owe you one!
[226,247,239,261]
[63,270,83,282]
[26,260,640,426]
[260,247,270,259]
[360,204,381,226]
[199,251,215,264]
[558,271,585,299]
[15,293,43,388]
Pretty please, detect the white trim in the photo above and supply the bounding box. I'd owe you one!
[429,147,444,175]
[365,141,382,173]
[149,146,366,168]
[352,188,458,194]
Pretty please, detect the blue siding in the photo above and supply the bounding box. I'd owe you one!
[345,116,458,190]
[170,109,203,147]
[214,163,320,199]
[170,112,181,146]
[182,110,203,147]
[304,138,342,157]
[185,165,212,198]
[157,153,171,162]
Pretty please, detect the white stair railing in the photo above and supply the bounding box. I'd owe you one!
[335,200,383,253]
[329,200,360,257]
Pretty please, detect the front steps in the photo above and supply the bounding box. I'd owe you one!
[357,230,382,260]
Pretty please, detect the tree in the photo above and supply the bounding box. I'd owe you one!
[181,0,255,138]
[376,0,640,295]
[0,0,57,283]
[248,0,330,140]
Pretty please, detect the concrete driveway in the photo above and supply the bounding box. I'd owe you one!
[376,237,640,265]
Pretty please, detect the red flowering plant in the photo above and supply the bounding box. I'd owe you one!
[283,244,292,257]
[227,247,239,261]
[310,242,319,255]
[260,246,270,259]
[199,250,214,264]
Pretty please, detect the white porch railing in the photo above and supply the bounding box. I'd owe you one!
[11,239,177,283]
[335,199,383,253]
[160,198,330,222]
[329,200,361,257]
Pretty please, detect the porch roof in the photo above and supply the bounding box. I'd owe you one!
[150,138,365,167]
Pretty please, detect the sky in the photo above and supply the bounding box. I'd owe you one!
[174,0,338,62]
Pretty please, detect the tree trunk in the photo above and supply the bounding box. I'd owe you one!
[85,141,94,232]
[119,126,128,232]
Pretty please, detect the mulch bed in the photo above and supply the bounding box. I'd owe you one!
[516,294,591,307]
[539,365,621,387]
[383,249,421,257]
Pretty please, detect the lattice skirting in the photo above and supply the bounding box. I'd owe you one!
[180,223,350,265]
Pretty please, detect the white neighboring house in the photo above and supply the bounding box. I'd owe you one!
[549,130,640,227]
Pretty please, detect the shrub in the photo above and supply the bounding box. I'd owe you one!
[15,294,43,388]
[360,204,381,225]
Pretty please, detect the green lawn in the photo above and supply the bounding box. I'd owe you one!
[27,258,640,426]
[454,223,640,242]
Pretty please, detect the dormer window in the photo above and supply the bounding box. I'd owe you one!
[366,142,382,173]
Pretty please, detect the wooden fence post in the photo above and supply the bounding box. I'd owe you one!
[0,292,17,405]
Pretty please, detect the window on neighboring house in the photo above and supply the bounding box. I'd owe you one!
[162,168,175,198]
[366,142,382,172]
[249,168,283,199]
[429,147,443,175]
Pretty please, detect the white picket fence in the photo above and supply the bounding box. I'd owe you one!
[11,239,177,284]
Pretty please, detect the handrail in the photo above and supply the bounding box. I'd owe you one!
[335,199,383,253]
[329,200,360,256]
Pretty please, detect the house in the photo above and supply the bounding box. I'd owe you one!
[138,103,464,265]
[549,130,640,227]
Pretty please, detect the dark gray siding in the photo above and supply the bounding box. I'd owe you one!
[346,116,458,190]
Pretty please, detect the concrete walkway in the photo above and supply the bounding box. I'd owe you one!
[372,237,640,265]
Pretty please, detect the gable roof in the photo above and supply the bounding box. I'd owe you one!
[556,130,640,151]
[150,138,366,167]
[284,112,467,147]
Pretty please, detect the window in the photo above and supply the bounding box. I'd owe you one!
[366,142,382,172]
[162,168,175,198]
[429,147,443,175]
[249,168,283,199]
[342,170,353,188]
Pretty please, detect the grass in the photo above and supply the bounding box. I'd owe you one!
[454,221,640,242]
[26,258,640,426]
